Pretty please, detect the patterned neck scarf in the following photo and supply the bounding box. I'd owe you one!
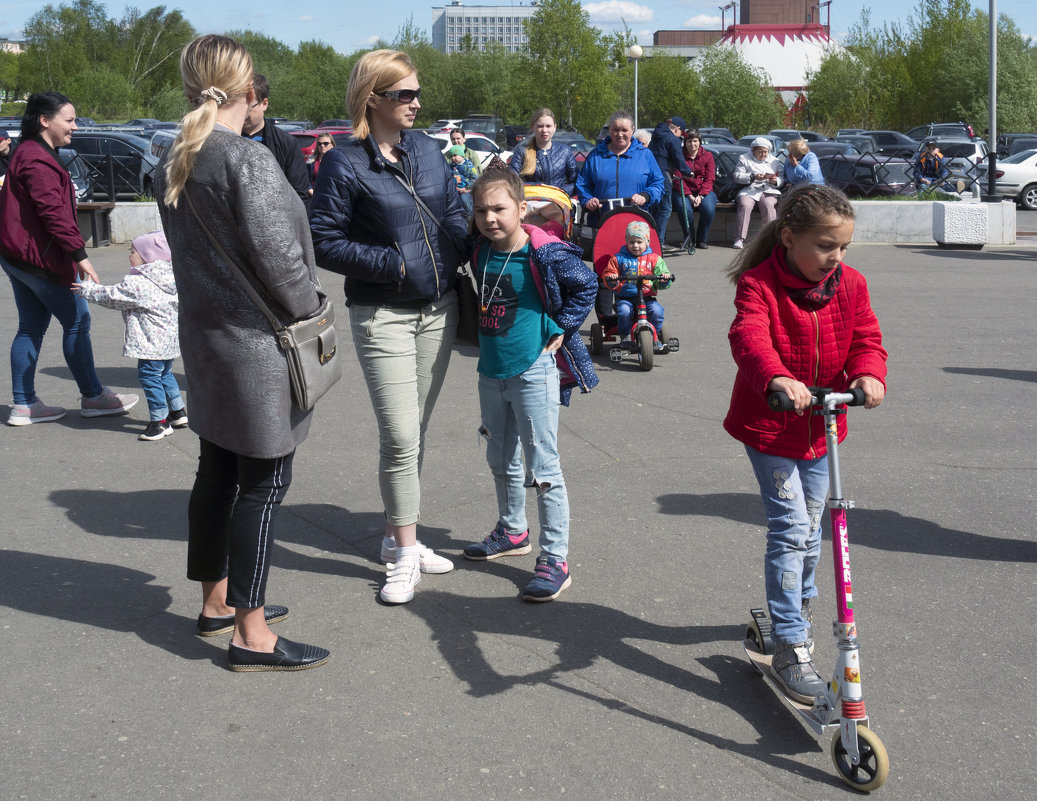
[773,245,842,311]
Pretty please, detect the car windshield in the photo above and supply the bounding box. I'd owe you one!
[465,139,497,153]
[1000,149,1037,163]
[121,134,151,150]
[464,121,497,135]
[877,162,914,183]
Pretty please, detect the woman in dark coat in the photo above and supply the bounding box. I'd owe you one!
[157,34,329,672]
[508,108,578,195]
[309,49,468,605]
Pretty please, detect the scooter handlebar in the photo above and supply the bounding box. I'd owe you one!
[767,387,866,412]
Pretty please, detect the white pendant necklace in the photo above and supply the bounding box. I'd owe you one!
[480,240,520,313]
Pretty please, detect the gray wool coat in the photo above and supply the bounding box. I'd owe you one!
[155,125,322,459]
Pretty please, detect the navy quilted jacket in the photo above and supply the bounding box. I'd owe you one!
[309,130,468,305]
[724,246,887,459]
[473,224,599,405]
[508,142,579,195]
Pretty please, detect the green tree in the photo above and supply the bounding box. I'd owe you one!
[632,49,700,131]
[695,45,783,137]
[21,0,117,94]
[279,41,356,125]
[114,6,195,100]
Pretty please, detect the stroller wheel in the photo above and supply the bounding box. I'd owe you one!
[590,323,604,355]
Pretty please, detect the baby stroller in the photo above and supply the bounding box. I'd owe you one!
[586,203,679,372]
[522,183,574,240]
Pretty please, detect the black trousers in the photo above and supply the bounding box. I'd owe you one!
[186,438,294,608]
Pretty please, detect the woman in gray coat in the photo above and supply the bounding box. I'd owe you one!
[156,34,329,672]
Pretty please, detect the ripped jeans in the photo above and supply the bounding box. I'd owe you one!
[745,446,829,644]
[478,352,569,559]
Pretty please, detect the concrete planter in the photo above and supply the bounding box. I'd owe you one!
[109,201,162,243]
[933,201,988,248]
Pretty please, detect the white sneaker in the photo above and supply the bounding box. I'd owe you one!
[380,555,421,604]
[7,399,67,426]
[380,539,454,574]
[81,387,139,417]
[732,239,744,249]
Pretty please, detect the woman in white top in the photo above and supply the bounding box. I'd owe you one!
[732,137,783,249]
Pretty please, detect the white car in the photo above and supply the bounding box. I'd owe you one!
[426,119,463,135]
[426,131,512,170]
[988,148,1037,209]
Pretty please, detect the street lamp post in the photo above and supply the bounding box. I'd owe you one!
[626,44,643,130]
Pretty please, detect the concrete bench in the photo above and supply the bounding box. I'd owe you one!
[77,201,116,248]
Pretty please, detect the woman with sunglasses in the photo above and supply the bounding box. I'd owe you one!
[310,49,468,605]
[308,134,335,189]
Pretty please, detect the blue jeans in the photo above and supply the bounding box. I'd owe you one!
[745,445,829,644]
[478,351,569,560]
[651,189,673,244]
[615,297,663,339]
[673,190,717,244]
[137,358,185,421]
[2,255,103,404]
[350,295,457,526]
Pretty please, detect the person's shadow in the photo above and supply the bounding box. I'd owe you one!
[656,491,1036,563]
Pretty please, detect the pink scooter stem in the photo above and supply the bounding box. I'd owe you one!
[831,508,855,625]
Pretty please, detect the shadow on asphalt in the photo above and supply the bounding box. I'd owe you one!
[407,587,841,788]
[943,366,1037,384]
[898,245,1037,261]
[656,491,1036,562]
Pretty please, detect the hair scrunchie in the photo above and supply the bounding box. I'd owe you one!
[198,86,228,106]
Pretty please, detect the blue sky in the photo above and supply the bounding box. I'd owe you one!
[1,1,1034,52]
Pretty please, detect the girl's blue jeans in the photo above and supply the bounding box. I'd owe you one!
[745,445,829,644]
[615,297,663,339]
[137,358,185,421]
[2,255,103,404]
[673,190,717,243]
[478,351,569,560]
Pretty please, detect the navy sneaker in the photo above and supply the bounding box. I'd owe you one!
[522,555,571,602]
[463,522,532,561]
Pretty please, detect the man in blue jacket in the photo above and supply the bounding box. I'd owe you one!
[647,116,693,251]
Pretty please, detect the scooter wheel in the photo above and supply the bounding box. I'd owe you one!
[636,328,654,371]
[590,323,604,355]
[830,725,890,792]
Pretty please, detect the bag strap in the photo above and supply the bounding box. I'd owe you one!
[385,167,451,238]
[183,189,286,333]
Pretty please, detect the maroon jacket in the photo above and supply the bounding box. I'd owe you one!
[675,148,715,198]
[0,139,87,286]
[723,246,887,459]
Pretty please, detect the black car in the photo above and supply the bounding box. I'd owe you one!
[905,121,975,141]
[818,154,916,197]
[698,127,736,142]
[835,134,878,154]
[808,141,862,158]
[769,129,830,143]
[462,113,505,147]
[862,131,919,158]
[69,130,161,198]
[704,143,751,203]
[503,125,530,149]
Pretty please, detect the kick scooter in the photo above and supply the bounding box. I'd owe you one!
[742,387,890,792]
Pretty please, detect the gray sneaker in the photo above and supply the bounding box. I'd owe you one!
[81,388,139,418]
[7,399,67,426]
[770,641,826,704]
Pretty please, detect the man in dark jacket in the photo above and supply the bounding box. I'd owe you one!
[242,74,311,207]
[648,116,693,250]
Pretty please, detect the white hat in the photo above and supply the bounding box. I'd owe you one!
[751,137,772,151]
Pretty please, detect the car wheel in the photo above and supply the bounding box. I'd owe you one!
[1019,183,1037,211]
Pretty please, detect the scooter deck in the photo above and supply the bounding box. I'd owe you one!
[742,639,838,736]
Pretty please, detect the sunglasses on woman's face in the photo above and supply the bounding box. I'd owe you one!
[376,88,421,103]
[317,141,333,148]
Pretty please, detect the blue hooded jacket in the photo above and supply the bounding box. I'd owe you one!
[575,138,666,208]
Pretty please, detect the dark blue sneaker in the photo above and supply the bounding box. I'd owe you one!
[522,555,571,602]
[463,522,532,561]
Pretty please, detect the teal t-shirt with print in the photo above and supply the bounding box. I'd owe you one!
[476,242,562,379]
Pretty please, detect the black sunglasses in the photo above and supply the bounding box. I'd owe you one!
[376,88,421,103]
[316,141,334,147]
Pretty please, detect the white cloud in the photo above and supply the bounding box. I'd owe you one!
[360,34,380,46]
[298,16,315,23]
[683,14,722,28]
[585,1,654,24]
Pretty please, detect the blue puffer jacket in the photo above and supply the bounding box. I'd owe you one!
[309,130,468,305]
[508,142,579,195]
[472,224,599,405]
[575,138,666,208]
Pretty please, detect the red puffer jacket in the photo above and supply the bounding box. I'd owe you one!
[0,139,87,286]
[723,246,887,459]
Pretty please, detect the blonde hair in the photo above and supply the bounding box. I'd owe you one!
[521,107,556,177]
[726,183,855,283]
[346,49,416,141]
[788,138,810,159]
[163,35,254,208]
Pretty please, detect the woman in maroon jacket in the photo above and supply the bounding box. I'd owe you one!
[0,92,137,425]
[723,183,887,705]
[673,130,716,253]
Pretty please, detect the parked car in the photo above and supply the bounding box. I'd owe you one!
[461,113,505,147]
[69,130,160,198]
[290,128,352,160]
[808,141,862,158]
[319,119,352,129]
[425,131,512,169]
[863,130,919,158]
[704,143,751,203]
[985,148,1037,209]
[818,154,916,198]
[769,128,830,143]
[59,149,91,202]
[737,134,787,158]
[836,128,868,136]
[699,127,736,142]
[271,118,313,131]
[551,131,594,154]
[1007,136,1037,157]
[503,124,530,148]
[835,134,878,154]
[699,134,737,147]
[124,118,162,129]
[148,129,177,161]
[905,121,975,141]
[426,118,463,134]
[915,137,988,167]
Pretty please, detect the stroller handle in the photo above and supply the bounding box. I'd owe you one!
[767,387,866,413]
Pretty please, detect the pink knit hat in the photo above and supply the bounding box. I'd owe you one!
[131,230,171,263]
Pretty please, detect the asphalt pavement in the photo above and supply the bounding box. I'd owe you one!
[1,238,1035,800]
